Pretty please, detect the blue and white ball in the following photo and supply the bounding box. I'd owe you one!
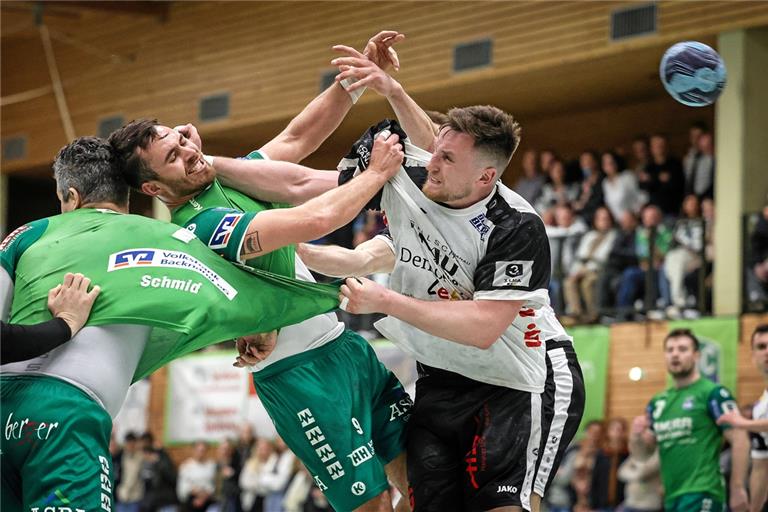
[660,41,726,107]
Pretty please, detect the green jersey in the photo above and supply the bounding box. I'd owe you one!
[171,151,295,278]
[0,208,339,382]
[169,150,345,371]
[647,377,738,502]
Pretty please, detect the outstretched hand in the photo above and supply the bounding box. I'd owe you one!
[362,30,404,71]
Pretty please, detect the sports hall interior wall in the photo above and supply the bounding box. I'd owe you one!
[2,1,766,179]
[149,313,768,465]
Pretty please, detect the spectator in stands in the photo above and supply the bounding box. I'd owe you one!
[643,134,685,218]
[117,432,145,512]
[590,418,629,512]
[177,441,216,512]
[214,438,242,512]
[748,204,768,306]
[544,442,579,512]
[683,122,707,194]
[685,131,715,200]
[514,148,545,205]
[616,205,672,319]
[262,437,296,512]
[140,434,178,512]
[239,438,275,512]
[618,416,662,512]
[540,148,558,179]
[353,210,386,248]
[573,150,604,224]
[571,420,605,512]
[601,151,646,221]
[547,203,588,314]
[684,198,714,314]
[664,195,706,319]
[631,135,651,176]
[536,159,580,215]
[563,206,617,325]
[236,423,256,464]
[597,211,639,319]
[282,460,314,512]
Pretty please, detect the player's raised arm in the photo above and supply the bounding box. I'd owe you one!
[332,44,438,151]
[261,31,405,164]
[239,132,403,260]
[214,157,339,205]
[296,236,396,278]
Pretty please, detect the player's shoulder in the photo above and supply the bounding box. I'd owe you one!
[702,379,734,400]
[485,185,544,232]
[0,218,50,277]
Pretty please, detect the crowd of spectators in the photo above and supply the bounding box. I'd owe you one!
[111,426,341,512]
[514,124,716,324]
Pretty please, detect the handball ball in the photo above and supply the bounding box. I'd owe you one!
[660,41,726,107]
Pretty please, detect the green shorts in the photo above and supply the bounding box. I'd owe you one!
[1,375,114,512]
[253,329,411,511]
[664,492,725,512]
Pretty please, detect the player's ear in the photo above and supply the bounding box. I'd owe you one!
[478,167,497,186]
[65,187,82,210]
[141,181,162,198]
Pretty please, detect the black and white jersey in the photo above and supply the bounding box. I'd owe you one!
[752,389,768,459]
[374,151,569,393]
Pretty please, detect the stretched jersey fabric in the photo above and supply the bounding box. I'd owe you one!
[170,150,343,369]
[0,208,339,382]
[647,378,737,502]
[752,389,768,460]
[338,121,566,392]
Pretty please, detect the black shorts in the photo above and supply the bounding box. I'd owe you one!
[406,364,543,512]
[533,339,585,497]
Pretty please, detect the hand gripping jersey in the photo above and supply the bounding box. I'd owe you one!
[647,378,738,502]
[171,151,343,370]
[752,389,768,460]
[339,121,569,392]
[0,209,339,382]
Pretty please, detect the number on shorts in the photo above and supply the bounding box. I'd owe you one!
[351,417,363,435]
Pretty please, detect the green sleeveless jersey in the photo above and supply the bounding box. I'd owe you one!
[0,208,339,381]
[170,150,295,277]
[647,377,738,501]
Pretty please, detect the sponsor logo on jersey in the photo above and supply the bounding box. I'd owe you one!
[98,455,113,512]
[497,485,518,494]
[107,248,237,300]
[469,213,490,241]
[296,408,345,480]
[110,249,155,268]
[209,213,243,250]
[0,224,31,251]
[492,260,533,288]
[347,441,375,467]
[682,396,695,410]
[351,481,367,496]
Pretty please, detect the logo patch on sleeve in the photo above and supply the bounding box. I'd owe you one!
[492,260,533,287]
[209,214,243,249]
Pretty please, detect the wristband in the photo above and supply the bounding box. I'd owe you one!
[203,154,215,167]
[340,78,366,104]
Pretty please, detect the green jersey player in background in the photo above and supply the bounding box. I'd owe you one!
[632,329,750,512]
[0,137,341,512]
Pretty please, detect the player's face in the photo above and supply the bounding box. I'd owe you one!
[664,335,699,378]
[752,332,768,377]
[423,129,489,206]
[139,125,215,199]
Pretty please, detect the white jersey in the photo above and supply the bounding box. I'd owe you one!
[375,163,569,392]
[248,256,344,373]
[751,389,768,459]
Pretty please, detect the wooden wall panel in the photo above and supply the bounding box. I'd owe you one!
[3,1,767,174]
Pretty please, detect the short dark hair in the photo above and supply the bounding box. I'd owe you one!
[443,105,521,174]
[751,324,768,348]
[691,120,709,132]
[664,328,700,351]
[424,110,448,126]
[124,431,138,441]
[108,119,161,189]
[53,136,129,207]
